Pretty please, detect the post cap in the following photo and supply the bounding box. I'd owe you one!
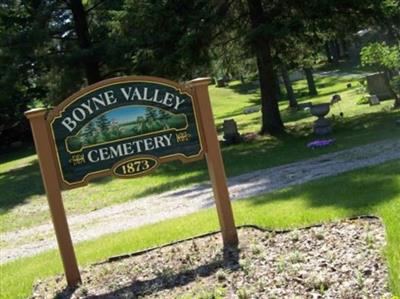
[186,77,212,88]
[24,108,48,119]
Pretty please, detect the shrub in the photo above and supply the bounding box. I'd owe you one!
[357,96,370,105]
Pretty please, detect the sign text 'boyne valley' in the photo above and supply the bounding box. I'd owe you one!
[61,87,186,132]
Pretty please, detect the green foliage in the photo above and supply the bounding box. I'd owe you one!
[361,42,400,71]
[356,96,370,105]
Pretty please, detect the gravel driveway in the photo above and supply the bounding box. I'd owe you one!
[1,138,399,264]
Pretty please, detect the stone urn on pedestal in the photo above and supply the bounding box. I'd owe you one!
[310,103,332,135]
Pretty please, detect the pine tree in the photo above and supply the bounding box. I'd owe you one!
[158,109,171,129]
[83,121,96,144]
[95,114,111,139]
[145,107,158,121]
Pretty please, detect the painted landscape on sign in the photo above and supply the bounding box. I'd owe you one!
[66,106,187,152]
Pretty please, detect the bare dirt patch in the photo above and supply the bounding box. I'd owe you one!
[31,217,391,298]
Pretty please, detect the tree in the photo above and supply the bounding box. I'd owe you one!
[83,121,96,144]
[280,65,298,108]
[119,0,223,80]
[304,68,318,96]
[95,114,111,138]
[158,109,171,129]
[145,107,158,121]
[67,0,102,84]
[361,42,400,108]
[0,1,50,145]
[246,0,284,135]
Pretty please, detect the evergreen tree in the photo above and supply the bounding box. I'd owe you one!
[83,121,96,144]
[158,109,171,129]
[95,114,111,138]
[145,107,158,121]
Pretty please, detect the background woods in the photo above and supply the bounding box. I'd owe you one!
[0,0,399,147]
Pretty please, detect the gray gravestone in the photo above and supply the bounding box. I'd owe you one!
[243,106,260,114]
[366,73,393,100]
[223,119,242,144]
[369,95,380,106]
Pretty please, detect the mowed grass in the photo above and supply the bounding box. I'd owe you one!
[1,160,399,298]
[1,73,399,233]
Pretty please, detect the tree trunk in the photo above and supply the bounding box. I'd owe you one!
[247,0,284,135]
[325,42,332,63]
[68,0,102,84]
[281,65,297,108]
[382,71,400,108]
[329,40,339,64]
[304,67,318,96]
[394,98,400,109]
[275,71,283,100]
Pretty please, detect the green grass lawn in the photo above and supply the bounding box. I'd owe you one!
[1,160,399,298]
[1,73,399,233]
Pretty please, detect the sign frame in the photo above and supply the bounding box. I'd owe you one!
[25,76,238,287]
[48,76,206,189]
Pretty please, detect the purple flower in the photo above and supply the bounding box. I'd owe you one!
[307,139,336,149]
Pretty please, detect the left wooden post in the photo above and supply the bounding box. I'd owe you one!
[25,108,81,287]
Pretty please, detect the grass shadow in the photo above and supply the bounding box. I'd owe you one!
[227,81,259,95]
[0,159,44,212]
[248,160,400,212]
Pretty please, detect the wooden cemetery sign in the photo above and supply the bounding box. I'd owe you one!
[25,76,238,286]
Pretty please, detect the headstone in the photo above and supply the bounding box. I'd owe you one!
[243,106,260,114]
[369,95,380,106]
[330,94,341,105]
[223,119,242,144]
[216,78,226,87]
[366,73,393,100]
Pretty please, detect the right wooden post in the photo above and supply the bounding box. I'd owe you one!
[187,78,239,246]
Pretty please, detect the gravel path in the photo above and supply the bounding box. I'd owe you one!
[1,138,399,264]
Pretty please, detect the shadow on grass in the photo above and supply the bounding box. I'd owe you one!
[57,246,240,299]
[90,159,209,199]
[248,160,400,212]
[0,159,44,212]
[227,80,259,95]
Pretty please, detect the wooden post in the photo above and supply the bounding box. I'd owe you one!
[25,108,81,286]
[187,78,239,246]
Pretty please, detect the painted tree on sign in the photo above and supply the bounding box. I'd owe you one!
[96,114,111,139]
[83,121,97,144]
[158,109,171,129]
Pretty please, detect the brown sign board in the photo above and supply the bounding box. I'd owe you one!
[25,76,238,287]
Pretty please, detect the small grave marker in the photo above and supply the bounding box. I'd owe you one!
[369,95,380,106]
[223,119,242,144]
